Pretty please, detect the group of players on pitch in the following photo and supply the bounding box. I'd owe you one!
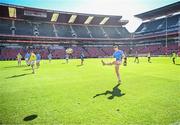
[16,50,85,74]
[17,51,41,74]
[65,53,85,65]
[16,46,178,84]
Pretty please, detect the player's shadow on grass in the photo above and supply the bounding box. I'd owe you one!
[6,73,32,79]
[77,64,83,67]
[24,68,32,71]
[4,65,26,68]
[175,64,180,66]
[23,114,38,121]
[93,83,125,100]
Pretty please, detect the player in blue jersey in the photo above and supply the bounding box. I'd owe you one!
[101,45,125,84]
[25,52,30,66]
[80,52,85,65]
[36,52,41,68]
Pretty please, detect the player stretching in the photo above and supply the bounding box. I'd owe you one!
[48,53,52,63]
[172,52,177,64]
[17,53,22,66]
[36,52,41,68]
[147,52,151,63]
[80,52,85,65]
[134,51,139,63]
[25,52,30,66]
[29,51,36,74]
[101,45,125,84]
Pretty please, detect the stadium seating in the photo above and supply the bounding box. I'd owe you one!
[15,20,33,36]
[135,14,179,36]
[71,25,91,38]
[85,47,106,57]
[102,26,120,38]
[0,4,179,61]
[71,46,90,58]
[0,18,12,35]
[38,23,55,37]
[86,26,106,38]
[0,18,130,39]
[51,49,65,59]
[116,27,130,38]
[0,43,179,60]
[55,24,73,38]
[167,14,179,28]
[101,47,114,56]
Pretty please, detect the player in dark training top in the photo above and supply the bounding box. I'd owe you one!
[80,52,85,65]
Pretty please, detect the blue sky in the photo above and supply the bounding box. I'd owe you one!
[0,0,179,32]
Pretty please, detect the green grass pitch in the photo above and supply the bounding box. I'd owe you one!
[0,57,180,125]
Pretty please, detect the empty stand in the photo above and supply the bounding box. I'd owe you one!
[55,24,73,37]
[15,20,33,36]
[87,26,106,38]
[0,18,12,35]
[71,25,91,38]
[38,23,55,37]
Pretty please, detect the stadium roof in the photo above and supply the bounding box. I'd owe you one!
[135,1,180,20]
[0,3,129,26]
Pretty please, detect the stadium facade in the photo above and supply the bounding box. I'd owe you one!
[0,2,179,60]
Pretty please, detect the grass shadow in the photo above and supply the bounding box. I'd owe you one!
[175,64,180,66]
[23,114,38,121]
[6,73,33,79]
[93,83,125,100]
[61,62,67,64]
[24,68,32,71]
[77,64,83,67]
[3,65,27,68]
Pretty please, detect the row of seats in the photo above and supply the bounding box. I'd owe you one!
[135,14,179,35]
[0,18,130,38]
[128,43,179,55]
[0,43,179,60]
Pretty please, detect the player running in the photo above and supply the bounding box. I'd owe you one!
[101,45,125,84]
[36,52,41,68]
[29,51,36,74]
[147,52,151,63]
[172,52,177,64]
[134,51,139,63]
[16,53,22,66]
[80,52,85,65]
[25,52,30,66]
[48,53,52,63]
